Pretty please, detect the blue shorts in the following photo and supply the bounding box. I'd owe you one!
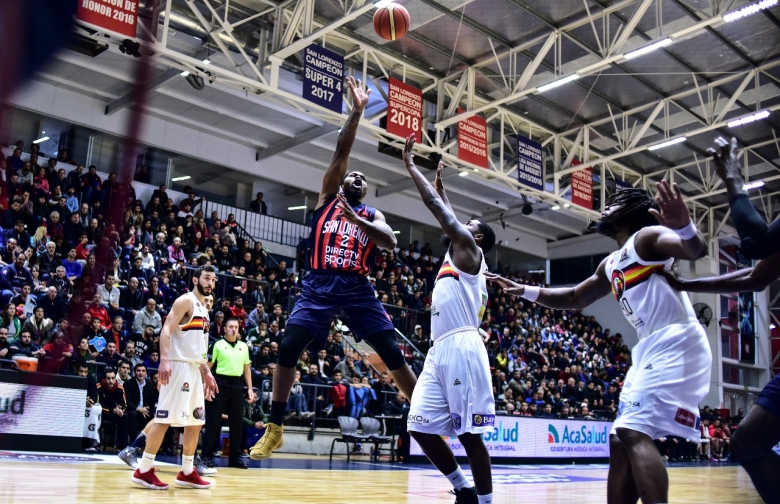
[287,272,394,343]
[757,373,780,418]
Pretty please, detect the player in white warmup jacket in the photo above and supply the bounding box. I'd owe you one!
[487,183,711,504]
[402,134,496,504]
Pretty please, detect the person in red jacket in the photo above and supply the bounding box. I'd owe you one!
[41,330,73,373]
[229,296,247,328]
[328,370,348,418]
[88,293,111,330]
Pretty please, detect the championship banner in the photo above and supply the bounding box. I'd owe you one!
[386,78,422,142]
[571,160,593,209]
[457,108,489,168]
[517,134,544,191]
[410,416,612,459]
[77,0,139,38]
[303,44,345,114]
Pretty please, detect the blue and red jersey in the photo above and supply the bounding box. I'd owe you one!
[310,195,377,276]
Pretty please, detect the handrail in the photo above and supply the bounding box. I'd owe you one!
[341,337,382,378]
[394,328,425,357]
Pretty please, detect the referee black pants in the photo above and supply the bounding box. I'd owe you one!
[203,376,244,462]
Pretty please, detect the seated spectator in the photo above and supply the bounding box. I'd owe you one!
[37,241,62,278]
[88,293,111,330]
[21,306,52,344]
[9,329,45,359]
[132,325,157,358]
[104,316,127,349]
[287,370,315,419]
[348,376,376,419]
[246,301,268,330]
[0,327,11,359]
[97,341,122,371]
[0,251,33,305]
[41,330,72,374]
[121,340,142,368]
[132,298,162,337]
[0,302,21,341]
[97,368,129,449]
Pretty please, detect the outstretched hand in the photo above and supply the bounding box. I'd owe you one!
[647,180,691,230]
[403,133,416,166]
[484,272,526,297]
[707,137,741,182]
[336,192,361,224]
[434,161,445,192]
[346,76,370,112]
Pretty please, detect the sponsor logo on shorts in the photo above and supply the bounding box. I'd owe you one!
[643,363,653,370]
[408,415,430,425]
[453,378,461,386]
[451,413,461,430]
[472,414,495,427]
[193,406,204,420]
[181,382,190,392]
[674,407,698,428]
[156,410,168,419]
[181,411,190,421]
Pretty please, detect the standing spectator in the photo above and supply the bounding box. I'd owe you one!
[249,192,268,214]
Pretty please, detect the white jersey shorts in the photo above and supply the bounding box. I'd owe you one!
[408,328,496,437]
[154,360,206,427]
[612,318,712,441]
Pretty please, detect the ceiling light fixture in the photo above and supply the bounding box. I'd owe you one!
[647,136,686,151]
[624,38,673,60]
[536,74,580,93]
[171,175,191,182]
[287,205,307,210]
[743,180,765,190]
[180,70,190,76]
[459,171,469,177]
[723,0,778,22]
[32,136,50,144]
[551,204,561,210]
[202,58,211,65]
[393,230,401,234]
[728,110,770,128]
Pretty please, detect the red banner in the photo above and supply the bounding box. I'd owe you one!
[571,160,593,209]
[457,108,488,168]
[77,0,139,38]
[386,78,422,142]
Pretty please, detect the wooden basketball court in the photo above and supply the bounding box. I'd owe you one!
[0,451,762,503]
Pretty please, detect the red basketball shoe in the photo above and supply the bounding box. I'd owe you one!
[175,469,213,489]
[131,468,169,490]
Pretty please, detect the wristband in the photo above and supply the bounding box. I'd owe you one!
[523,286,540,302]
[674,221,698,241]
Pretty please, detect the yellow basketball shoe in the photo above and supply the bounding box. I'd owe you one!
[249,423,284,460]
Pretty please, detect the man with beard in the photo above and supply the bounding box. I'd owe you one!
[130,266,218,490]
[250,76,416,461]
[487,184,710,504]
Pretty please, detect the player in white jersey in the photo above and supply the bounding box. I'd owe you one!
[130,265,218,491]
[402,135,496,504]
[487,183,710,504]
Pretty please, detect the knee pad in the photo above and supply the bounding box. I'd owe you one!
[364,330,406,371]
[277,324,314,368]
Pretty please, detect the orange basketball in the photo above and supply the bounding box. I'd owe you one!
[373,3,410,41]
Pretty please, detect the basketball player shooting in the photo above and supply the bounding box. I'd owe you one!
[250,76,417,460]
[130,265,218,490]
[402,134,496,504]
[487,184,711,504]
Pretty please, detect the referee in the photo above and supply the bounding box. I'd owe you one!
[203,318,255,469]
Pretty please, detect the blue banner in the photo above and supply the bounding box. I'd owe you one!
[303,44,344,113]
[517,135,544,191]
[615,179,632,191]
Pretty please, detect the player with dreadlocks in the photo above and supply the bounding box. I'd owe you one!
[487,182,711,504]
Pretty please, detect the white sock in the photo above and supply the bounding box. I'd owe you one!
[478,493,493,504]
[139,452,156,473]
[182,454,194,475]
[445,466,470,490]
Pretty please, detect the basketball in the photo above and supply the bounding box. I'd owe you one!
[373,3,410,41]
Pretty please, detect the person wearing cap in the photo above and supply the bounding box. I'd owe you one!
[203,318,254,469]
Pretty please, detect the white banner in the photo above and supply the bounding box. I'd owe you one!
[0,382,86,438]
[410,416,612,458]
